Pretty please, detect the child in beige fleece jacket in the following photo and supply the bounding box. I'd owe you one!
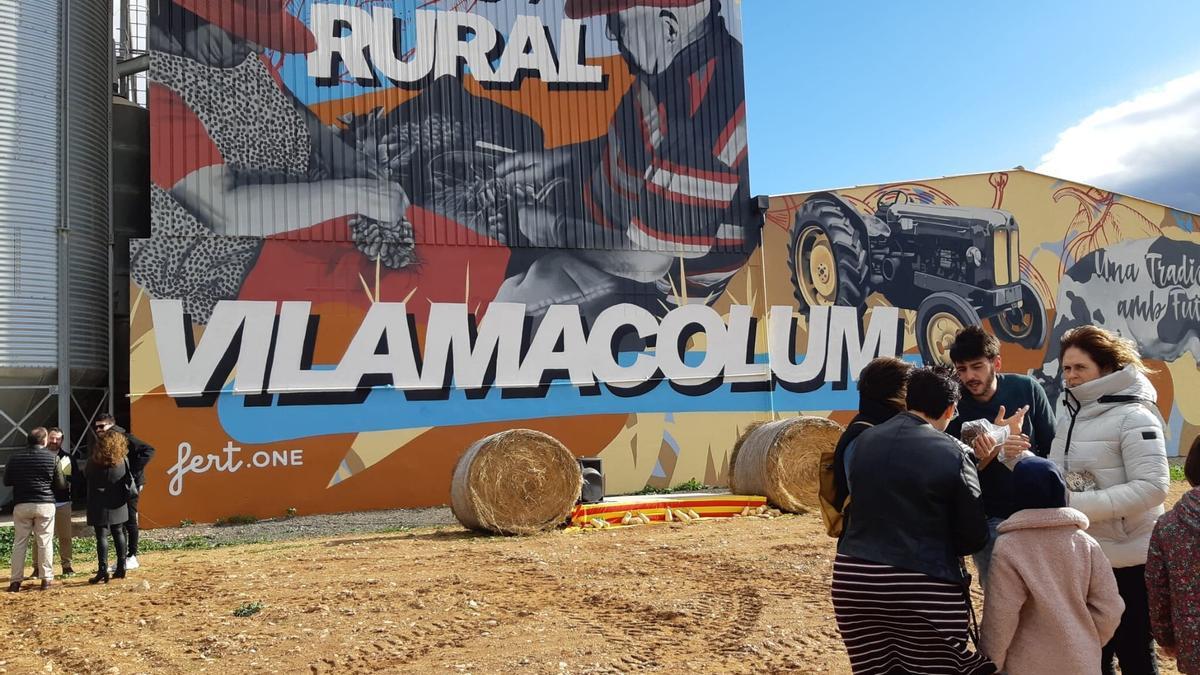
[981,456,1125,674]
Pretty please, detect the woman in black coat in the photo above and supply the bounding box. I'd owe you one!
[85,430,131,583]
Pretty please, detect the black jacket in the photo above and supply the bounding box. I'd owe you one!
[3,446,65,505]
[831,397,903,514]
[838,412,989,583]
[85,460,130,527]
[111,426,155,488]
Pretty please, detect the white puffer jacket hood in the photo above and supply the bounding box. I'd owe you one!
[1047,365,1171,568]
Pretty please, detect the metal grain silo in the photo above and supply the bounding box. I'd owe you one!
[0,0,112,478]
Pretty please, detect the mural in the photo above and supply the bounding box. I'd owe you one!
[766,171,1200,467]
[132,0,1199,524]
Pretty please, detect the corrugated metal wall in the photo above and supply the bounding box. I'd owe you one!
[0,0,60,369]
[138,0,756,330]
[64,0,113,373]
[145,1,753,252]
[0,0,111,373]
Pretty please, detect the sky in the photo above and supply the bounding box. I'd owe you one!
[740,0,1200,213]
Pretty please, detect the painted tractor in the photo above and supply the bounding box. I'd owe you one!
[787,190,1047,365]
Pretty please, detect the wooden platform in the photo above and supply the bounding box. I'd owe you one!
[569,492,767,527]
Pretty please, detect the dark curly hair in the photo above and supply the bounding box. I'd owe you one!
[949,325,1001,363]
[905,366,962,419]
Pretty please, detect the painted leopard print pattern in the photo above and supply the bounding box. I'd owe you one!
[150,51,311,180]
[132,186,262,324]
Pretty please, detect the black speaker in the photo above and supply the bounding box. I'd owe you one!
[578,457,604,504]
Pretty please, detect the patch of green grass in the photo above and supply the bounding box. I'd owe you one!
[179,519,195,527]
[1,530,239,567]
[233,601,263,618]
[634,477,715,495]
[214,514,258,527]
[140,535,223,552]
[0,527,98,567]
[1170,464,1186,482]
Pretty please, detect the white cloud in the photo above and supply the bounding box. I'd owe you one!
[1037,70,1200,214]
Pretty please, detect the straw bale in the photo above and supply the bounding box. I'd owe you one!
[450,429,582,535]
[727,420,767,494]
[729,416,843,513]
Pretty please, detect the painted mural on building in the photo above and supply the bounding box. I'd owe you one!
[766,172,1200,467]
[132,0,1198,524]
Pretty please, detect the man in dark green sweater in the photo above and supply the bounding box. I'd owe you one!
[947,325,1056,588]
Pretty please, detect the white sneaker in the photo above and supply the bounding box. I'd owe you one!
[125,556,140,570]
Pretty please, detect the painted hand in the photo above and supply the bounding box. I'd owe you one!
[495,148,574,190]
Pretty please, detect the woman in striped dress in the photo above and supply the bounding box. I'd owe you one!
[834,366,996,674]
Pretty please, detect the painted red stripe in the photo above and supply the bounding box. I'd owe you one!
[713,102,746,157]
[688,59,716,117]
[577,497,766,508]
[614,149,642,182]
[574,504,766,517]
[646,180,729,209]
[654,157,740,184]
[731,146,748,170]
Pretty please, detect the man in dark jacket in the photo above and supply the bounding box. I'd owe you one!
[31,428,77,576]
[946,326,1056,587]
[839,367,990,582]
[4,428,65,591]
[93,414,154,570]
[830,356,913,529]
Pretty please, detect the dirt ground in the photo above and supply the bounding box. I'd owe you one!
[1,481,1189,674]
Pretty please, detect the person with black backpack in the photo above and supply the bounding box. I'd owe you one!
[93,414,154,571]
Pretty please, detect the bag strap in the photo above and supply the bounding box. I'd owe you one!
[958,559,983,650]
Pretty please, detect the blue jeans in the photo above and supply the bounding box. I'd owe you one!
[972,516,1004,590]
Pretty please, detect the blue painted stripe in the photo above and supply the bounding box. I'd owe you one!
[215,354,923,443]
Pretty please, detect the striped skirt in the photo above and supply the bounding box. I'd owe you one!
[831,554,995,675]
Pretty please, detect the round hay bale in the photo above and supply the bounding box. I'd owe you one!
[450,429,582,535]
[727,420,767,495]
[729,416,843,513]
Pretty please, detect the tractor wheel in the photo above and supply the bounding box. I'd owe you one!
[787,198,869,311]
[916,292,982,366]
[989,279,1048,350]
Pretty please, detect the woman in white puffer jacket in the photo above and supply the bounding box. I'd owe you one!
[1047,325,1170,675]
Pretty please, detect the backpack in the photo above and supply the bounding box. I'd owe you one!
[818,420,873,538]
